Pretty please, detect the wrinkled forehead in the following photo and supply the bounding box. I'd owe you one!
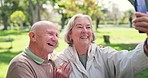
[45,25,59,33]
[38,24,58,33]
[74,17,92,26]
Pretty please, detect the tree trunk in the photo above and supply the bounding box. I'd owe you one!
[28,0,41,23]
[103,35,110,44]
[60,13,66,32]
[1,13,8,30]
[96,18,100,31]
[129,16,133,28]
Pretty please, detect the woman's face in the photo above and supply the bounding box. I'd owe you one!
[70,17,93,47]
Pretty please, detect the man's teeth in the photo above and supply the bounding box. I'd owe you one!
[48,43,53,46]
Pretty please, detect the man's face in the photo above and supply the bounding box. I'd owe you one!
[35,24,58,54]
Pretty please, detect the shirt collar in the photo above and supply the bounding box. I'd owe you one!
[70,44,94,59]
[24,47,44,64]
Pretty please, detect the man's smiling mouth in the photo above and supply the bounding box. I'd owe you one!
[48,43,53,46]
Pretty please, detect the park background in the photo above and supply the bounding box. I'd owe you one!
[0,0,148,78]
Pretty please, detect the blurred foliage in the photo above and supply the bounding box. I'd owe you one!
[53,0,104,30]
[10,10,26,27]
[0,0,135,30]
[0,0,22,30]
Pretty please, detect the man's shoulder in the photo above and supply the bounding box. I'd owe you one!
[10,52,31,65]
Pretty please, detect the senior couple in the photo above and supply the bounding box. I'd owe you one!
[6,1,148,78]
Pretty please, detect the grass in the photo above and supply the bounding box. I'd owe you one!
[0,25,148,78]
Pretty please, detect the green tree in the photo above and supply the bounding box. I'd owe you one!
[54,0,104,31]
[10,10,26,28]
[0,0,22,30]
[21,0,61,25]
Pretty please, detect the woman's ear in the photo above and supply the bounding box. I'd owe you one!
[68,31,72,39]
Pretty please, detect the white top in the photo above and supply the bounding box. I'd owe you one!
[53,43,148,78]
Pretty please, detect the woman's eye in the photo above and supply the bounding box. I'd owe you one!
[78,26,83,28]
[76,24,82,28]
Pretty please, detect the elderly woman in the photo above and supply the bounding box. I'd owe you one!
[53,14,148,78]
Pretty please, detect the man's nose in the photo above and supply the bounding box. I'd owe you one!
[51,35,58,43]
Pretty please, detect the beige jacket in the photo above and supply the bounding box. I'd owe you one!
[53,43,148,78]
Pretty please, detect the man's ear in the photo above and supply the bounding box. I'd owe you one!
[29,32,36,42]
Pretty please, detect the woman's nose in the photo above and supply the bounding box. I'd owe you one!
[82,27,88,32]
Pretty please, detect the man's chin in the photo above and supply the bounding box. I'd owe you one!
[47,52,52,55]
[46,49,54,54]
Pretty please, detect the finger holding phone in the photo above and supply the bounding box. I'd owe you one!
[132,0,148,33]
[133,12,148,33]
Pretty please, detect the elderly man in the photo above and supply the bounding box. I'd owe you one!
[6,21,72,78]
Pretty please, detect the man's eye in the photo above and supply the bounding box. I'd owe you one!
[56,34,59,37]
[86,26,91,29]
[48,32,53,35]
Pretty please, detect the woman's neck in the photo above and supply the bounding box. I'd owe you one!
[74,45,89,56]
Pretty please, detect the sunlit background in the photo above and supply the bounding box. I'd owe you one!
[0,0,136,30]
[1,0,148,78]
